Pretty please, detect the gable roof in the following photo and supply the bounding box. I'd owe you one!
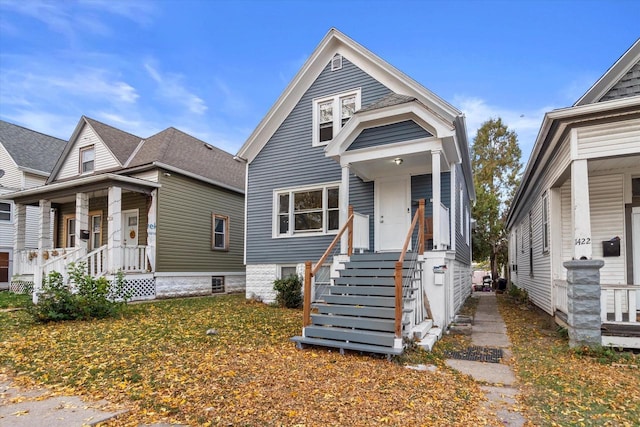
[237,28,462,163]
[84,117,143,164]
[575,38,640,106]
[48,116,143,182]
[128,127,245,192]
[0,119,66,176]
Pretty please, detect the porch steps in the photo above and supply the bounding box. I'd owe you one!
[292,252,427,356]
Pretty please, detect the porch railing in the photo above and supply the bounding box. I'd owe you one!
[303,206,357,327]
[439,203,450,248]
[554,280,568,314]
[601,285,638,324]
[86,245,108,277]
[41,247,85,277]
[395,199,426,337]
[121,245,148,272]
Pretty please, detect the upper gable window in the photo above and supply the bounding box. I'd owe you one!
[0,201,12,222]
[312,89,361,146]
[80,145,95,174]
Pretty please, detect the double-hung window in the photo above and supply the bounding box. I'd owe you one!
[0,201,12,222]
[313,89,361,146]
[212,214,229,251]
[542,193,549,253]
[80,145,95,174]
[276,184,340,236]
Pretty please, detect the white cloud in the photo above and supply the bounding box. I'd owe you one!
[1,110,77,140]
[453,95,559,165]
[144,62,208,115]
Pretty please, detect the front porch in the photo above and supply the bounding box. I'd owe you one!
[554,280,640,348]
[7,174,160,302]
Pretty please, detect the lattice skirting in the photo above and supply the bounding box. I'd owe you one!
[120,276,156,301]
[10,279,34,295]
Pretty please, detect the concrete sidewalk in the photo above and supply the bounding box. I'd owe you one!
[445,292,527,426]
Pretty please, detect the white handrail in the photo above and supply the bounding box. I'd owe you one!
[352,212,369,251]
[601,285,637,323]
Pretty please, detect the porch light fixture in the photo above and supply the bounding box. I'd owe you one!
[394,158,403,165]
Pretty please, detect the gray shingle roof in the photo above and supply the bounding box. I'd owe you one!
[84,117,142,165]
[359,93,418,113]
[0,120,66,174]
[128,127,245,191]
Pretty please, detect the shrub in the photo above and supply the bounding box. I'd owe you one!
[29,262,130,322]
[273,274,303,308]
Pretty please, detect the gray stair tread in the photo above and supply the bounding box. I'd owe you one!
[303,325,395,346]
[349,252,401,261]
[339,269,411,277]
[333,277,395,286]
[330,285,396,296]
[311,314,395,332]
[343,261,407,269]
[291,336,404,356]
[315,303,396,319]
[324,294,395,307]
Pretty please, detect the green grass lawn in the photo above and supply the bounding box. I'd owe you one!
[0,291,31,309]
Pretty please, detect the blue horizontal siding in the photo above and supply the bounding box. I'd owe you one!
[348,120,431,151]
[247,57,391,263]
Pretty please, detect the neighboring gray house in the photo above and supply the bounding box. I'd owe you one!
[0,120,66,290]
[506,39,640,349]
[5,116,246,300]
[237,29,475,355]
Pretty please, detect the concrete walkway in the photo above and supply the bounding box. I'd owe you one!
[445,292,527,426]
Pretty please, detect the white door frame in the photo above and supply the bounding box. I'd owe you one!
[632,207,640,307]
[122,209,139,246]
[374,175,411,252]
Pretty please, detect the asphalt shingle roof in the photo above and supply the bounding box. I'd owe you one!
[359,93,418,113]
[0,120,66,174]
[84,117,142,165]
[128,127,245,191]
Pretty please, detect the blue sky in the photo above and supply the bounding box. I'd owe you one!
[0,0,638,165]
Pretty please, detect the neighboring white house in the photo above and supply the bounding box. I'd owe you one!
[0,120,66,290]
[506,39,640,349]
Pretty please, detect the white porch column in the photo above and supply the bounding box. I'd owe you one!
[432,150,441,250]
[75,192,89,251]
[107,186,123,273]
[340,164,350,254]
[14,203,26,252]
[571,159,592,260]
[34,199,52,303]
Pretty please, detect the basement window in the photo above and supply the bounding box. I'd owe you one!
[212,276,225,293]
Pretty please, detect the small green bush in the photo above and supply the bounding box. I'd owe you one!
[508,284,529,304]
[29,262,130,322]
[273,274,303,308]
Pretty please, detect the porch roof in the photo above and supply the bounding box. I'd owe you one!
[3,173,161,205]
[324,96,460,181]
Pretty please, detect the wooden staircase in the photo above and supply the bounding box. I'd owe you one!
[292,252,422,356]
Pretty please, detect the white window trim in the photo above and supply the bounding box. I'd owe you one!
[79,145,95,175]
[273,182,341,238]
[312,88,361,147]
[0,200,13,223]
[542,192,549,253]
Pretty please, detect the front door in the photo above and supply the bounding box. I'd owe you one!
[123,210,139,247]
[632,207,640,307]
[375,176,410,252]
[0,251,9,288]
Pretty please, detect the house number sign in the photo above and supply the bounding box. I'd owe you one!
[574,237,591,245]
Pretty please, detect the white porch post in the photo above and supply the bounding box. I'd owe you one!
[34,199,52,303]
[75,192,89,251]
[107,186,123,273]
[571,159,592,260]
[14,203,26,252]
[340,164,350,254]
[432,150,441,250]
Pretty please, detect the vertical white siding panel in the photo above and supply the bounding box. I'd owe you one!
[589,174,625,284]
[0,144,22,190]
[23,173,47,189]
[561,179,573,275]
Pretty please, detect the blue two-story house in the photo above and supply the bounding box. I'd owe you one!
[237,29,475,355]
